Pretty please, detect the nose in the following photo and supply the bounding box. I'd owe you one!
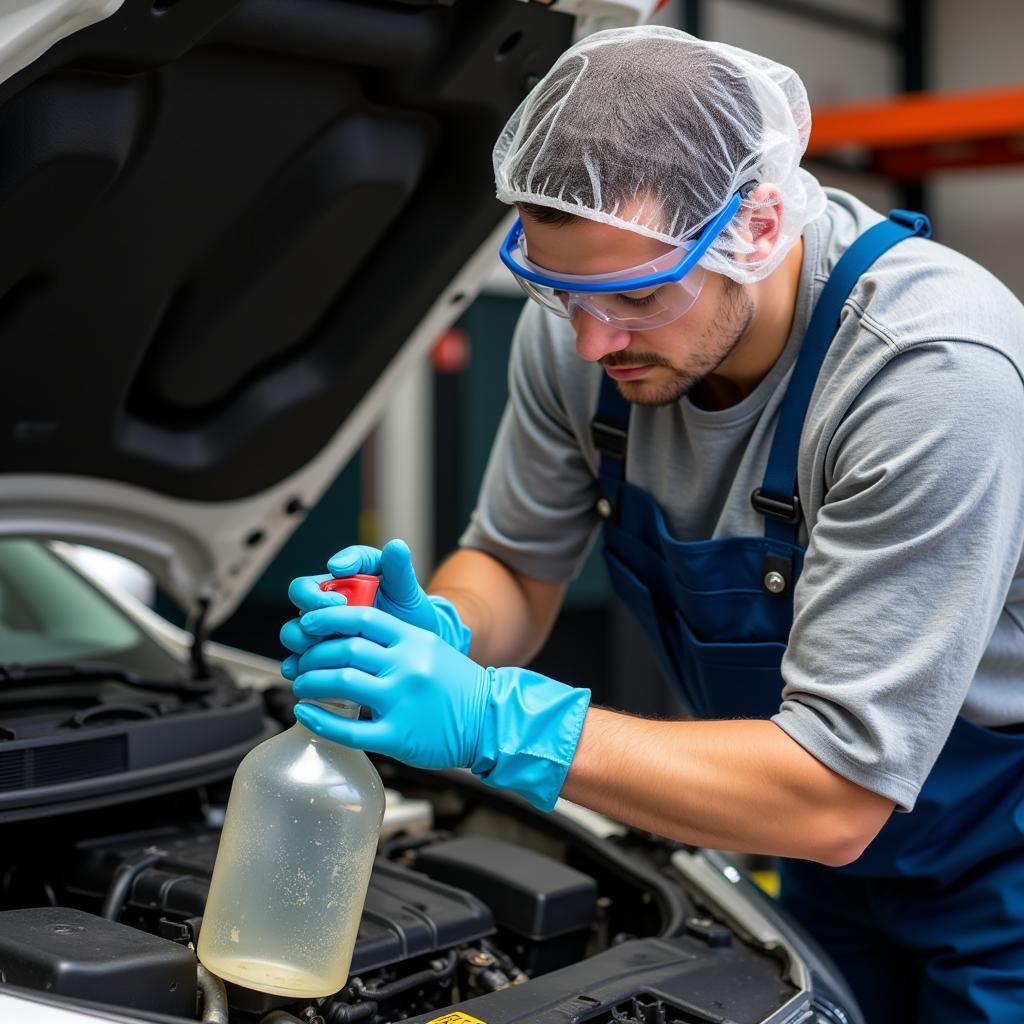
[573,308,632,363]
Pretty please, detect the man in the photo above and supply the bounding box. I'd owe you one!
[281,27,1024,1022]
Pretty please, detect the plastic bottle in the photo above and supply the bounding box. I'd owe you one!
[197,575,385,998]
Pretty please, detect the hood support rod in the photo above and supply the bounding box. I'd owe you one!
[188,598,211,681]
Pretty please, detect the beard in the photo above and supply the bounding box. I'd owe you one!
[602,281,755,408]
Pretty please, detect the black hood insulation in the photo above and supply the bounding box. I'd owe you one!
[0,0,572,501]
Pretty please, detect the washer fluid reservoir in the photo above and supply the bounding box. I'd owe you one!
[197,575,385,998]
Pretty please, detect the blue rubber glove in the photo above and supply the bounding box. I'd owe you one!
[284,606,590,812]
[282,539,470,658]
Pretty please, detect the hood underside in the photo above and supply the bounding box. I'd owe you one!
[0,0,587,624]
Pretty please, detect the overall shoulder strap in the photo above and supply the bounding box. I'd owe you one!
[591,372,630,485]
[754,209,932,544]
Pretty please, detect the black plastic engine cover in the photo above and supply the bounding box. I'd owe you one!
[66,830,495,974]
[0,906,197,1018]
[414,835,598,975]
[415,836,597,940]
[355,859,496,973]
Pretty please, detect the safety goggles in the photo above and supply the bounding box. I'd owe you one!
[499,189,743,330]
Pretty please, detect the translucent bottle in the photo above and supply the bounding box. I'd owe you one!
[198,576,385,998]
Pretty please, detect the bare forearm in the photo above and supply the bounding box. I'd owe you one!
[562,708,895,866]
[427,549,564,666]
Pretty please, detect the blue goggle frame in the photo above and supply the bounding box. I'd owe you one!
[498,189,744,293]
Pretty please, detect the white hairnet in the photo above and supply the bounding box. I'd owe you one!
[493,26,826,284]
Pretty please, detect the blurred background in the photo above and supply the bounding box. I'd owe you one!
[174,0,1024,724]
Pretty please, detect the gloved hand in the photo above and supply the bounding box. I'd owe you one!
[282,539,470,657]
[282,606,590,812]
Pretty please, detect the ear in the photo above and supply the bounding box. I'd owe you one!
[738,183,783,263]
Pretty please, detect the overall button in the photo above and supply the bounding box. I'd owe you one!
[763,570,787,594]
[596,497,614,519]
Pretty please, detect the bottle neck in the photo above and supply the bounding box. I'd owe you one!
[306,699,360,720]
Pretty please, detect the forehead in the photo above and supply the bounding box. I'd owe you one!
[521,213,677,277]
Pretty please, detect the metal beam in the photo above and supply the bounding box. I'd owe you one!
[726,0,901,46]
[680,0,702,37]
[899,0,928,208]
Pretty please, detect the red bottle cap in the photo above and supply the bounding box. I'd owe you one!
[319,573,380,606]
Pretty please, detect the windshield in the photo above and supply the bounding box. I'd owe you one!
[0,540,181,676]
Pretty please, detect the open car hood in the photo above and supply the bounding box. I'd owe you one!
[0,0,657,626]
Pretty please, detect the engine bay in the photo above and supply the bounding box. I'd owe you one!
[0,748,806,1024]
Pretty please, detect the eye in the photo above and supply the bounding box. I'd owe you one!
[615,288,659,308]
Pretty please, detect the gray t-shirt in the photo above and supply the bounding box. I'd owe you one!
[460,188,1024,812]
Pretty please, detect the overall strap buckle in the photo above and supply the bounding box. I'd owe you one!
[753,210,927,546]
[591,375,630,509]
[888,208,932,236]
[591,421,628,458]
[750,488,801,525]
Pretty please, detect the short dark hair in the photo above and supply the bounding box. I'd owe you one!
[517,202,580,226]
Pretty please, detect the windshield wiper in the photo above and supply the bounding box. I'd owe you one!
[0,662,214,696]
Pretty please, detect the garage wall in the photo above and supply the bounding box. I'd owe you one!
[654,0,899,104]
[930,0,1024,297]
[701,0,898,105]
[654,0,1024,298]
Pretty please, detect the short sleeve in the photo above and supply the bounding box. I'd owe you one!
[773,342,1024,811]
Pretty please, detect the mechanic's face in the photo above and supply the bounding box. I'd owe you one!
[520,214,755,408]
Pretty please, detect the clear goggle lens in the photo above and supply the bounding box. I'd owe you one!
[514,267,706,330]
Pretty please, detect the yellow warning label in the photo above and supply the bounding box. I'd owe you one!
[424,1014,487,1024]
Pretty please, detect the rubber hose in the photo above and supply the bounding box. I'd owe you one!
[259,1012,306,1024]
[100,852,163,921]
[324,1000,377,1024]
[197,964,230,1024]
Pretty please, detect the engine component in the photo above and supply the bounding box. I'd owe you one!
[461,944,527,996]
[403,935,806,1024]
[0,906,197,1017]
[65,831,496,976]
[414,836,598,975]
[350,949,457,1002]
[381,788,434,842]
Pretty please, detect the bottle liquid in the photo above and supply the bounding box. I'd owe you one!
[197,575,386,998]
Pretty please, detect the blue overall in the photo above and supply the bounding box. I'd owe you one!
[592,211,1024,1022]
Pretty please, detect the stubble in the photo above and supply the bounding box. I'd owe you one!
[606,281,755,408]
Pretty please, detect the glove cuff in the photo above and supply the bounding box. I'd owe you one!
[427,594,473,655]
[471,668,591,812]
